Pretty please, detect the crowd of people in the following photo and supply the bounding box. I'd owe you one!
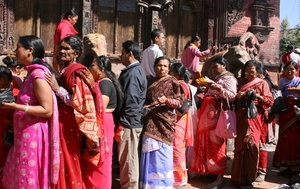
[0,9,300,189]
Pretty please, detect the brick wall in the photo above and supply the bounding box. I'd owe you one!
[229,0,280,84]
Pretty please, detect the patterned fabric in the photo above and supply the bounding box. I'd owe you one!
[191,72,237,175]
[139,136,174,189]
[52,63,105,189]
[60,63,100,162]
[143,75,182,145]
[2,64,59,189]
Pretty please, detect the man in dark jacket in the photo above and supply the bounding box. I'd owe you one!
[115,40,147,189]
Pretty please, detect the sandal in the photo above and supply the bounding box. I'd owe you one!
[255,174,265,182]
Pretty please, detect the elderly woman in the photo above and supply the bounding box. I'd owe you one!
[273,61,300,184]
[45,35,103,189]
[139,56,183,189]
[191,56,237,189]
[231,60,273,188]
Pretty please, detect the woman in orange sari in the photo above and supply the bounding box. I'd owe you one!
[231,60,273,188]
[191,56,237,189]
[169,62,193,188]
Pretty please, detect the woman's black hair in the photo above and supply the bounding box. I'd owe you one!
[211,56,228,70]
[18,35,59,81]
[256,63,275,88]
[93,55,124,112]
[0,65,13,82]
[63,9,78,19]
[184,36,201,49]
[241,59,260,78]
[2,56,24,69]
[154,56,171,68]
[170,62,189,83]
[283,61,299,71]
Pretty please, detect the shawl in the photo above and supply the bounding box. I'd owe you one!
[26,64,60,184]
[144,75,182,145]
[60,63,107,165]
[239,77,263,92]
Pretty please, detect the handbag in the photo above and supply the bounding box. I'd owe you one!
[176,83,192,116]
[269,88,287,114]
[215,98,237,138]
[3,125,14,146]
[177,98,192,116]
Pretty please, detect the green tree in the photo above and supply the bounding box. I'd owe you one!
[280,18,300,55]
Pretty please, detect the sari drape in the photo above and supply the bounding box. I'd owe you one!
[190,96,226,174]
[3,64,59,189]
[231,78,273,187]
[273,97,300,172]
[173,81,193,187]
[191,72,237,175]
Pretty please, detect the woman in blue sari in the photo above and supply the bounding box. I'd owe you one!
[273,61,300,184]
[140,56,183,189]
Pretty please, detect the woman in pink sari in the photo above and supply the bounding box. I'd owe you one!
[191,56,237,189]
[81,55,124,189]
[169,62,194,188]
[1,35,59,189]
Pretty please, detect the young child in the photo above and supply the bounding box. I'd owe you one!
[2,54,24,89]
[0,66,19,189]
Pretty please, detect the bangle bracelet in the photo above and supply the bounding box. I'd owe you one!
[25,105,29,113]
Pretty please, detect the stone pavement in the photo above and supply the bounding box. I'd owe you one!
[112,144,292,189]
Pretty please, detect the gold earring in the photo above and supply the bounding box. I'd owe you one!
[73,57,76,62]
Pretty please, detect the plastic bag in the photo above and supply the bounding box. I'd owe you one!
[177,98,192,116]
[246,91,257,119]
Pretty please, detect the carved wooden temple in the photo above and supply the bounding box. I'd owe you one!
[0,0,280,64]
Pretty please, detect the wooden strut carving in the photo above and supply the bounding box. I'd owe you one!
[226,0,244,32]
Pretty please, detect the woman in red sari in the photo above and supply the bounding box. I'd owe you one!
[0,66,19,189]
[53,9,78,72]
[46,35,104,189]
[231,60,273,188]
[191,56,237,189]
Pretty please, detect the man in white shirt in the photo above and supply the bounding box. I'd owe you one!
[141,29,165,76]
